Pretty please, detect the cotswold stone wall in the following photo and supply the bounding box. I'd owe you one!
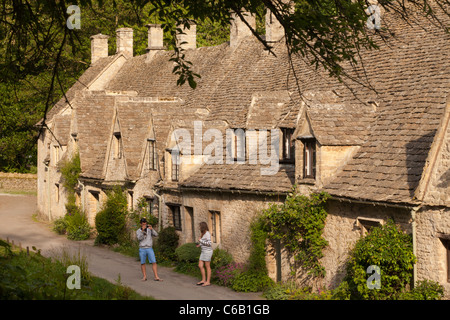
[0,172,37,192]
[415,206,450,298]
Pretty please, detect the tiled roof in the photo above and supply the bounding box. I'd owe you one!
[53,6,449,202]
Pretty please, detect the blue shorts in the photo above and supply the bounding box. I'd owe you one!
[139,247,156,264]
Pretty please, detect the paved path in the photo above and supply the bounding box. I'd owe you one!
[0,194,264,300]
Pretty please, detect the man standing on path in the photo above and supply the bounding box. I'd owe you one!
[136,218,162,282]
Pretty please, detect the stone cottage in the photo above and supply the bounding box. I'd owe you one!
[37,6,449,292]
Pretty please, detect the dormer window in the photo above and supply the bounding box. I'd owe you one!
[232,128,245,162]
[302,138,316,179]
[148,138,157,170]
[281,128,295,163]
[113,132,122,159]
[171,149,180,182]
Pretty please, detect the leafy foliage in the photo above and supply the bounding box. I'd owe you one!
[175,242,201,262]
[260,190,329,277]
[344,219,417,300]
[55,152,91,240]
[155,226,179,262]
[95,186,128,245]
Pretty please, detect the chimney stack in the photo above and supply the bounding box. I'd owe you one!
[116,27,133,57]
[90,33,109,65]
[265,10,284,42]
[146,24,164,52]
[230,11,256,48]
[265,1,293,42]
[176,21,197,50]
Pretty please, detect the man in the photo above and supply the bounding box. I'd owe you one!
[136,218,162,281]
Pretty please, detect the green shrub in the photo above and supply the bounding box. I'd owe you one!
[232,271,274,293]
[175,243,201,262]
[345,219,416,300]
[128,197,158,230]
[397,280,445,300]
[95,186,128,245]
[211,247,234,271]
[53,216,68,235]
[65,206,91,241]
[230,218,274,292]
[155,226,179,262]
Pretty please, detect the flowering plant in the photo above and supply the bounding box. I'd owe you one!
[214,262,246,288]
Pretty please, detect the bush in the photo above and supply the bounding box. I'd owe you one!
[215,262,246,288]
[232,271,274,293]
[397,280,445,300]
[155,226,179,262]
[175,243,201,262]
[345,219,416,300]
[95,186,128,245]
[211,247,234,271]
[65,206,91,241]
[53,216,68,235]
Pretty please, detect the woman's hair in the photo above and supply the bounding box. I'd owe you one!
[199,221,209,236]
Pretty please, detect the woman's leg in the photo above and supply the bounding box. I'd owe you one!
[198,260,205,284]
[202,261,211,286]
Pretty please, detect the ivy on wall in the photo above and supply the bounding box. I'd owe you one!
[259,190,330,278]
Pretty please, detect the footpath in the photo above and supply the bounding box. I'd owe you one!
[0,193,263,300]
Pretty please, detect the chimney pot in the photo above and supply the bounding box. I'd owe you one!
[90,33,109,65]
[116,27,133,57]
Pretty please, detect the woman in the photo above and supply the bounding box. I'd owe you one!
[196,221,213,287]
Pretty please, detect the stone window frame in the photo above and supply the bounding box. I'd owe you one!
[209,210,221,244]
[171,150,180,182]
[167,204,182,231]
[356,217,384,236]
[301,138,316,179]
[280,128,295,163]
[113,131,123,159]
[147,138,157,171]
[437,234,450,283]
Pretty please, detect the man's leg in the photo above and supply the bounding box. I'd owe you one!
[139,248,147,281]
[141,264,147,281]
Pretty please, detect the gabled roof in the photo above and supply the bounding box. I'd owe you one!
[322,11,450,205]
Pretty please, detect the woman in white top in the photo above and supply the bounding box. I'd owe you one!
[196,221,213,286]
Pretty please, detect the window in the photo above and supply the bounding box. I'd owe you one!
[55,184,60,203]
[232,129,245,162]
[281,128,295,162]
[302,138,316,179]
[168,205,182,231]
[439,237,450,282]
[145,197,155,216]
[89,191,100,218]
[128,191,134,211]
[185,206,195,242]
[148,138,157,170]
[113,132,122,159]
[357,217,382,236]
[171,150,180,181]
[209,210,221,244]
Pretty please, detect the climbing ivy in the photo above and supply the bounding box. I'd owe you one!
[259,190,330,278]
[56,152,91,240]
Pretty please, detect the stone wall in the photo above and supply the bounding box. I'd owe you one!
[415,205,450,298]
[0,172,37,193]
[266,199,412,289]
